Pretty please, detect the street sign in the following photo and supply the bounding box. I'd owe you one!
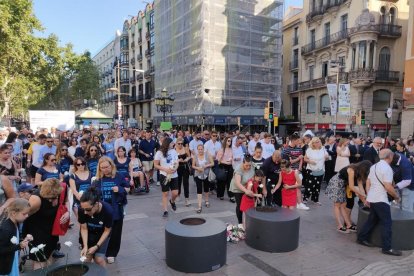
[386,107,392,119]
[273,116,279,127]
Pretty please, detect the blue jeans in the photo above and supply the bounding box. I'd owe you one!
[358,202,392,251]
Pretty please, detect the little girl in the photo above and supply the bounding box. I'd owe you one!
[0,198,32,276]
[272,160,302,210]
[240,170,264,228]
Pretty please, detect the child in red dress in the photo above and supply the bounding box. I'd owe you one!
[271,160,302,210]
[240,170,264,228]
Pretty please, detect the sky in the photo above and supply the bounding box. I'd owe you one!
[33,0,303,56]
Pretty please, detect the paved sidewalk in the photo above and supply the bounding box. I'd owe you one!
[23,182,414,276]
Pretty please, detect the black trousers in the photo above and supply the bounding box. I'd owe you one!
[234,193,244,224]
[106,219,123,257]
[217,164,234,198]
[177,165,190,198]
[195,177,210,194]
[303,169,323,202]
[324,160,335,184]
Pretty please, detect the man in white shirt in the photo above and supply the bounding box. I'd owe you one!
[189,132,203,156]
[357,149,402,256]
[247,132,260,156]
[232,136,245,170]
[260,133,275,159]
[114,130,132,157]
[204,131,222,159]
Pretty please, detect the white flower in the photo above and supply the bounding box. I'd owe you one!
[10,236,18,245]
[258,184,264,188]
[80,256,87,262]
[37,244,46,250]
[30,247,39,254]
[91,177,96,183]
[64,241,73,247]
[53,169,58,174]
[25,234,33,242]
[78,190,84,197]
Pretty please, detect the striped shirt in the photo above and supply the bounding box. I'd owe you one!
[282,146,303,170]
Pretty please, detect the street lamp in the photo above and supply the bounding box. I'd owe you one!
[155,88,174,122]
[330,60,345,135]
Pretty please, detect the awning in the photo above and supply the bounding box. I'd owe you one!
[335,124,346,130]
[318,123,330,129]
[372,124,391,130]
[305,123,315,129]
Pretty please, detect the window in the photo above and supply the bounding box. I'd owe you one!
[310,30,316,50]
[320,94,330,113]
[358,41,367,68]
[339,56,345,71]
[389,8,396,25]
[309,65,314,80]
[380,6,387,25]
[341,14,348,32]
[378,47,390,72]
[352,46,356,69]
[373,90,390,111]
[324,22,330,45]
[293,27,298,45]
[322,61,328,78]
[307,96,316,114]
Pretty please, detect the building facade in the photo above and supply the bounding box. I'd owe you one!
[153,0,283,130]
[402,0,414,138]
[283,0,409,138]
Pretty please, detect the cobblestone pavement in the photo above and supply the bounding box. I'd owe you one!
[22,181,414,276]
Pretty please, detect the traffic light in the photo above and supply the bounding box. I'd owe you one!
[268,101,274,120]
[264,107,269,119]
[356,110,361,125]
[361,110,365,125]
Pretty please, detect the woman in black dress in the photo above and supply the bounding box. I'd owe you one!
[23,178,69,270]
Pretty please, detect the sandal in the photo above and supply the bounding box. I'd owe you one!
[205,201,210,208]
[347,224,357,232]
[196,207,202,213]
[337,226,350,234]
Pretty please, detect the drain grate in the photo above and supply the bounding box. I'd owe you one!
[240,253,287,276]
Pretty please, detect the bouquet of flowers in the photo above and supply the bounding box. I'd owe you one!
[226,223,245,243]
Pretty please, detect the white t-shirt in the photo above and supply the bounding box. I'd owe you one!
[189,139,203,155]
[114,138,132,153]
[306,148,327,171]
[247,139,258,156]
[232,144,244,170]
[154,149,178,178]
[261,142,275,160]
[367,160,393,204]
[204,140,222,159]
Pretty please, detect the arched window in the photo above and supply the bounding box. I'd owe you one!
[378,47,391,72]
[320,94,330,113]
[373,90,390,111]
[307,96,316,114]
[389,8,396,25]
[380,6,387,24]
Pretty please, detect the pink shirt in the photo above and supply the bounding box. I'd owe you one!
[216,148,233,164]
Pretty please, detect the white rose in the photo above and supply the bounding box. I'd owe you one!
[78,190,84,197]
[10,236,18,245]
[25,234,33,242]
[258,184,264,188]
[37,244,46,250]
[64,241,73,247]
[80,256,87,262]
[30,247,39,254]
[53,169,58,174]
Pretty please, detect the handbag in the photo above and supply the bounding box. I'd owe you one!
[51,183,70,236]
[208,169,216,182]
[213,166,227,182]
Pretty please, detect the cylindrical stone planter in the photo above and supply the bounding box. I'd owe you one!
[165,217,226,273]
[357,207,414,250]
[25,262,107,275]
[246,207,300,253]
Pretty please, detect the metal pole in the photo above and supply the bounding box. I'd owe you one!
[163,99,166,122]
[117,63,121,122]
[334,70,339,136]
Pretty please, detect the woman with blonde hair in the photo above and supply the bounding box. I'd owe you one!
[93,156,129,264]
[303,137,329,204]
[103,133,115,160]
[23,178,69,270]
[334,138,350,172]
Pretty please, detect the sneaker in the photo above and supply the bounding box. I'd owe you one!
[337,226,350,234]
[382,249,402,256]
[162,211,168,217]
[107,257,115,264]
[170,200,177,211]
[229,198,236,203]
[156,181,160,186]
[297,203,310,210]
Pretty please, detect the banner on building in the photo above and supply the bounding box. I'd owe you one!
[338,83,351,116]
[327,84,337,115]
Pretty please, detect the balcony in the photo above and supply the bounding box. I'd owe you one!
[131,41,135,48]
[145,31,150,40]
[306,0,349,23]
[349,24,402,38]
[145,92,151,100]
[375,70,400,82]
[293,36,299,46]
[137,54,142,61]
[348,68,376,81]
[302,30,348,56]
[121,45,129,52]
[120,79,129,85]
[120,60,129,67]
[130,58,135,65]
[150,65,155,73]
[111,78,115,84]
[136,73,143,81]
[129,77,135,84]
[138,93,144,101]
[289,60,299,71]
[145,49,150,58]
[144,70,151,78]
[138,37,142,44]
[150,23,154,31]
[288,73,348,93]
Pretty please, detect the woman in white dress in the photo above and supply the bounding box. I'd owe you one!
[334,138,350,172]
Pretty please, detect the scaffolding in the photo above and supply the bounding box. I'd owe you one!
[154,0,283,122]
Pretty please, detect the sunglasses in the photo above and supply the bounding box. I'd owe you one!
[46,141,53,143]
[76,163,86,167]
[61,149,68,151]
[212,135,218,137]
[90,149,97,152]
[27,136,34,139]
[49,159,57,162]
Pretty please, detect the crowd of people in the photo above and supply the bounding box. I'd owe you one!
[0,125,413,274]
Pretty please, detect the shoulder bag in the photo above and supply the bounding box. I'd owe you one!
[51,183,70,236]
[374,164,394,202]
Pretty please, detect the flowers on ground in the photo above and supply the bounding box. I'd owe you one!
[226,223,245,243]
[64,241,73,247]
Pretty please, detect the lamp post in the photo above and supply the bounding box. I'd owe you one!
[330,60,345,136]
[155,88,174,122]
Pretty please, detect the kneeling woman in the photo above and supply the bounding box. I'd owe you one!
[79,187,113,267]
